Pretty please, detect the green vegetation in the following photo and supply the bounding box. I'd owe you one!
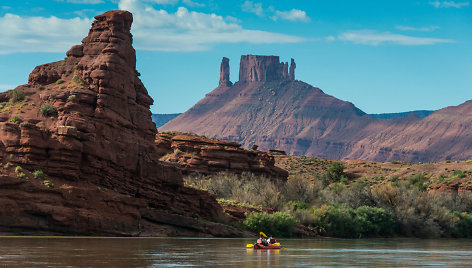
[11,115,21,124]
[15,166,25,179]
[39,104,57,117]
[33,170,43,179]
[43,179,54,188]
[243,212,296,237]
[66,94,77,103]
[313,204,397,238]
[56,78,65,84]
[9,90,24,103]
[187,169,472,238]
[72,74,85,85]
[3,162,10,169]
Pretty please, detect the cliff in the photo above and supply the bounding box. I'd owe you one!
[0,11,250,237]
[155,133,288,179]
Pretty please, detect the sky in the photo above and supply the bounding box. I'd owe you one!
[0,0,471,114]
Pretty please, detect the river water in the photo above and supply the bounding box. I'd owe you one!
[0,237,471,267]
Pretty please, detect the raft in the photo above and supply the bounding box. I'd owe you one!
[253,243,281,249]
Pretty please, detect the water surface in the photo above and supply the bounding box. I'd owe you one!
[0,237,471,267]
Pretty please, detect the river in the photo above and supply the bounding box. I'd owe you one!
[0,237,471,267]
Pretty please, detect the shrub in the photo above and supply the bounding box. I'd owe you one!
[453,170,466,178]
[451,211,472,238]
[39,104,57,117]
[9,90,24,103]
[66,95,76,103]
[33,170,43,179]
[72,74,85,85]
[3,162,10,169]
[326,162,345,182]
[408,173,428,191]
[15,166,22,173]
[287,200,309,211]
[11,115,21,124]
[43,179,54,188]
[56,78,65,84]
[243,212,296,237]
[354,206,398,236]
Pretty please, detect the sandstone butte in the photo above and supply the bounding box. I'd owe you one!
[161,55,472,162]
[0,10,286,236]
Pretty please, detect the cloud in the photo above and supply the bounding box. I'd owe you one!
[395,25,440,32]
[241,1,264,16]
[182,0,205,7]
[118,0,305,51]
[146,0,179,5]
[0,0,305,54]
[0,13,91,54]
[56,0,104,4]
[272,9,310,22]
[429,1,469,8]
[338,30,455,45]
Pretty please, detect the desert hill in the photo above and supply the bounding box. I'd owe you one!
[161,55,472,162]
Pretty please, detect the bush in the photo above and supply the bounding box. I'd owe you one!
[408,173,428,191]
[33,170,43,179]
[43,179,54,188]
[67,94,76,102]
[39,104,57,117]
[56,78,64,84]
[9,90,24,103]
[326,162,345,182]
[11,115,21,124]
[312,204,398,238]
[451,211,472,238]
[72,74,85,85]
[453,170,466,178]
[243,212,296,237]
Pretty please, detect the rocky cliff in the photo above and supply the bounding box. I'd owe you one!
[155,133,288,179]
[161,55,472,162]
[0,11,250,237]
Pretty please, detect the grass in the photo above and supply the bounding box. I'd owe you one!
[39,104,57,117]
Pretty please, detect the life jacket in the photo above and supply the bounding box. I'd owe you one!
[269,238,276,243]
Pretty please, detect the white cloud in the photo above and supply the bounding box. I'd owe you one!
[272,9,310,22]
[338,30,455,46]
[56,0,104,4]
[146,0,179,5]
[429,1,469,8]
[0,0,305,54]
[0,13,91,54]
[2,6,11,10]
[118,0,305,51]
[325,36,335,42]
[241,1,264,16]
[395,25,440,32]
[182,0,205,8]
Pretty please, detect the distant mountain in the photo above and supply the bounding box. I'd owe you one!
[160,55,472,162]
[369,110,433,119]
[152,113,181,128]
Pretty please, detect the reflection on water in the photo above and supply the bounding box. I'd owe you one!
[0,237,472,267]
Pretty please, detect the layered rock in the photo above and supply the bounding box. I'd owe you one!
[219,57,232,87]
[0,11,248,236]
[155,133,288,179]
[238,55,295,82]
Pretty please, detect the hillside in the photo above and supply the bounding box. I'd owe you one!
[161,55,472,162]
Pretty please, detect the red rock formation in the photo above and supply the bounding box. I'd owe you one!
[238,55,293,82]
[161,54,472,162]
[219,57,232,87]
[0,10,249,237]
[155,133,288,179]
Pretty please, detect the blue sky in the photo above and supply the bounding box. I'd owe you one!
[0,0,471,114]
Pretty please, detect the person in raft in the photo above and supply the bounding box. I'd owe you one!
[269,236,276,244]
[257,235,269,246]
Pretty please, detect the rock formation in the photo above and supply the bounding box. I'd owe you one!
[238,55,295,82]
[155,133,288,179]
[0,11,251,237]
[219,57,232,87]
[161,54,472,162]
